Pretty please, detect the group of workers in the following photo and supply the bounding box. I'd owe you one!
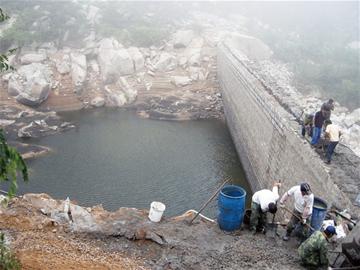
[302,98,342,164]
[250,182,337,268]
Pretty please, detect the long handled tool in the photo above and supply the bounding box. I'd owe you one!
[270,181,281,238]
[330,209,357,225]
[282,206,315,231]
[188,178,230,225]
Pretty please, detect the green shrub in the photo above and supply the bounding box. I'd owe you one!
[0,233,21,270]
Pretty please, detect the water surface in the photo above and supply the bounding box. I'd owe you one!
[18,109,250,218]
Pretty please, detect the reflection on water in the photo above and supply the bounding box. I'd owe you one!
[18,108,251,218]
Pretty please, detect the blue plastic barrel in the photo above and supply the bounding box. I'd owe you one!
[310,197,328,231]
[218,185,246,231]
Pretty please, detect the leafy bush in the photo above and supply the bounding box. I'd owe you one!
[0,129,28,199]
[0,233,21,270]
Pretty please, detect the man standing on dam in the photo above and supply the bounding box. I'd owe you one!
[280,183,314,241]
[311,110,325,146]
[249,182,281,233]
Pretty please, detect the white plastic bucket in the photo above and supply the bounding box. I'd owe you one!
[148,201,166,222]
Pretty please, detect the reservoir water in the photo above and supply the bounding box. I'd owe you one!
[18,109,251,218]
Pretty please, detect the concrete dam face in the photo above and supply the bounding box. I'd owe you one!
[217,42,353,211]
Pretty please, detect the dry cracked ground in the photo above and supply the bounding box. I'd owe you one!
[0,195,314,270]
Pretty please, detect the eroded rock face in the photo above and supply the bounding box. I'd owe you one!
[70,52,87,87]
[97,38,134,83]
[104,85,127,107]
[12,63,52,106]
[54,53,71,74]
[128,47,145,72]
[116,77,137,104]
[154,52,177,72]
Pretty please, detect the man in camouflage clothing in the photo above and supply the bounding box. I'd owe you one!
[298,226,337,267]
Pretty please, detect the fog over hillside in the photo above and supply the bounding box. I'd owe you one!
[0,1,359,108]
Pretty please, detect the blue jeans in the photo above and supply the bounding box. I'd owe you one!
[311,127,322,145]
[326,141,338,162]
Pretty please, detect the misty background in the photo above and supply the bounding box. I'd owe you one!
[0,1,359,109]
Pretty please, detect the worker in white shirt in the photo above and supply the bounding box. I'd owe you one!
[324,120,342,164]
[280,183,314,241]
[250,182,281,233]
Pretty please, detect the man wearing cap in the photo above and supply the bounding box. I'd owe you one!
[298,226,337,267]
[279,183,314,241]
[249,182,281,234]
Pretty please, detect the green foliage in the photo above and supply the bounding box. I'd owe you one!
[0,8,16,72]
[0,233,21,270]
[0,3,88,49]
[0,8,9,22]
[0,129,28,200]
[0,48,16,72]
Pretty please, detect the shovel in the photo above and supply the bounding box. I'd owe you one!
[188,178,230,225]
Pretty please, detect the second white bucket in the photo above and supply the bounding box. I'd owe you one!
[148,201,166,222]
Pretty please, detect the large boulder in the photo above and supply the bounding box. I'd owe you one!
[20,53,47,65]
[54,53,71,74]
[128,47,145,72]
[154,52,177,72]
[104,85,127,107]
[8,75,23,96]
[343,108,360,127]
[13,63,52,106]
[97,38,134,83]
[90,97,105,107]
[70,52,87,87]
[172,30,195,48]
[116,77,137,103]
[171,76,192,87]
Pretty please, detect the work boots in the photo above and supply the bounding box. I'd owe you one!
[283,232,291,241]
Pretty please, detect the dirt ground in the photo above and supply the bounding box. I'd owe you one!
[0,195,313,270]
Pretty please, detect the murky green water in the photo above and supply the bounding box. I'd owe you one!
[18,108,251,218]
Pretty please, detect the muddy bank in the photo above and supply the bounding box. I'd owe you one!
[1,193,307,270]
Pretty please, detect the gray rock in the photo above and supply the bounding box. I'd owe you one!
[90,97,105,107]
[70,52,87,87]
[104,85,127,107]
[20,53,47,65]
[128,47,145,72]
[13,63,52,106]
[8,75,23,96]
[343,108,360,127]
[55,53,71,74]
[0,119,15,126]
[18,122,34,138]
[116,77,137,104]
[154,52,177,72]
[171,76,192,87]
[97,38,134,83]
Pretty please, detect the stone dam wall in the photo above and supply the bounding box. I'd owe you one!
[217,42,353,210]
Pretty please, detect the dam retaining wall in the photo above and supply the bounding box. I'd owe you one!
[218,43,353,210]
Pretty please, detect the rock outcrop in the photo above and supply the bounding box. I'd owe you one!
[97,38,134,83]
[70,52,87,89]
[10,63,52,106]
